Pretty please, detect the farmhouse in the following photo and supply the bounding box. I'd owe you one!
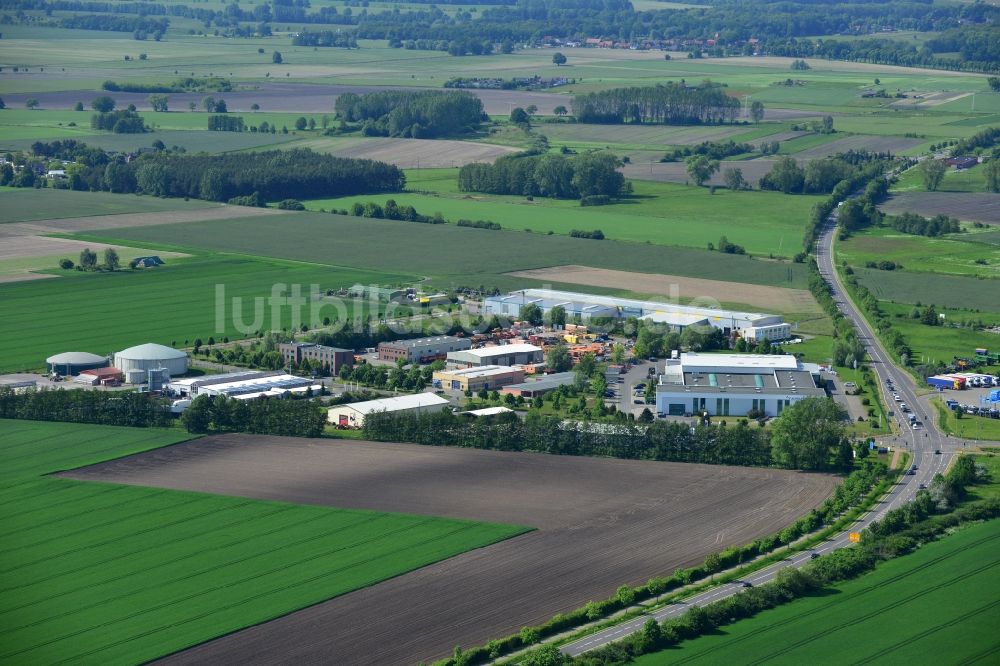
[278,342,353,374]
[432,365,525,393]
[133,256,164,268]
[327,392,450,428]
[72,367,125,386]
[378,335,472,363]
[501,371,576,398]
[485,289,785,335]
[447,343,544,369]
[655,353,825,417]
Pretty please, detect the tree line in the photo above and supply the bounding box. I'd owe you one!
[180,393,326,437]
[0,387,172,427]
[363,409,774,467]
[102,77,232,93]
[56,148,405,202]
[458,153,627,200]
[363,396,853,471]
[572,83,741,125]
[888,212,961,237]
[334,90,485,139]
[291,30,358,48]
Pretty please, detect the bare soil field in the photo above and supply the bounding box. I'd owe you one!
[794,135,924,159]
[879,192,1000,224]
[621,158,780,187]
[292,136,517,168]
[508,265,820,314]
[63,435,837,666]
[0,205,282,239]
[890,91,971,109]
[540,122,750,146]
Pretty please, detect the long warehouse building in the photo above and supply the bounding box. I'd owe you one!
[484,289,789,337]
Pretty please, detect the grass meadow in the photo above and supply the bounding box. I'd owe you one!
[838,227,1000,278]
[306,176,817,257]
[0,254,410,372]
[892,162,992,194]
[876,302,1000,368]
[0,419,526,665]
[633,517,1000,666]
[932,402,1000,441]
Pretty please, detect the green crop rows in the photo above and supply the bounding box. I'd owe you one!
[306,177,819,258]
[0,254,412,372]
[0,188,217,224]
[634,518,1000,665]
[0,419,527,665]
[81,211,810,290]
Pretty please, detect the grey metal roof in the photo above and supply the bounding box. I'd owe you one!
[115,343,186,360]
[46,351,107,365]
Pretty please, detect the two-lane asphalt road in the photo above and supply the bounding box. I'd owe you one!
[562,213,955,658]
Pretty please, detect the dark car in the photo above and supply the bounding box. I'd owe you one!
[919,483,927,490]
[935,449,941,455]
[810,552,820,560]
[741,581,753,588]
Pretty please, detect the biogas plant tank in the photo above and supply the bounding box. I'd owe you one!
[114,343,188,377]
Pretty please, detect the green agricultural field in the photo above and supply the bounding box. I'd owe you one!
[892,162,992,194]
[851,267,1000,310]
[0,419,526,665]
[0,188,217,224]
[838,227,1000,278]
[0,128,299,154]
[0,255,410,372]
[634,517,1000,666]
[877,302,1000,368]
[83,211,811,290]
[308,176,818,257]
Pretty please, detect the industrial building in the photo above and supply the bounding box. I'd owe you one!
[114,343,187,378]
[195,374,322,400]
[501,372,576,398]
[447,343,544,369]
[327,392,450,428]
[167,370,284,397]
[73,367,125,386]
[738,323,793,342]
[278,342,353,374]
[347,284,405,302]
[432,365,525,393]
[654,353,825,417]
[46,351,108,376]
[484,289,785,335]
[378,335,471,363]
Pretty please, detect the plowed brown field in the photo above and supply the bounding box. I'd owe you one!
[62,435,836,666]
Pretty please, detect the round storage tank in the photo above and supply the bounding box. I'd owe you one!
[114,343,187,377]
[46,351,108,376]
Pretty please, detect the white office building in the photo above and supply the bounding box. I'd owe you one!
[655,353,825,417]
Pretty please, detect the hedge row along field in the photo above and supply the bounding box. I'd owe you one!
[0,419,527,665]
